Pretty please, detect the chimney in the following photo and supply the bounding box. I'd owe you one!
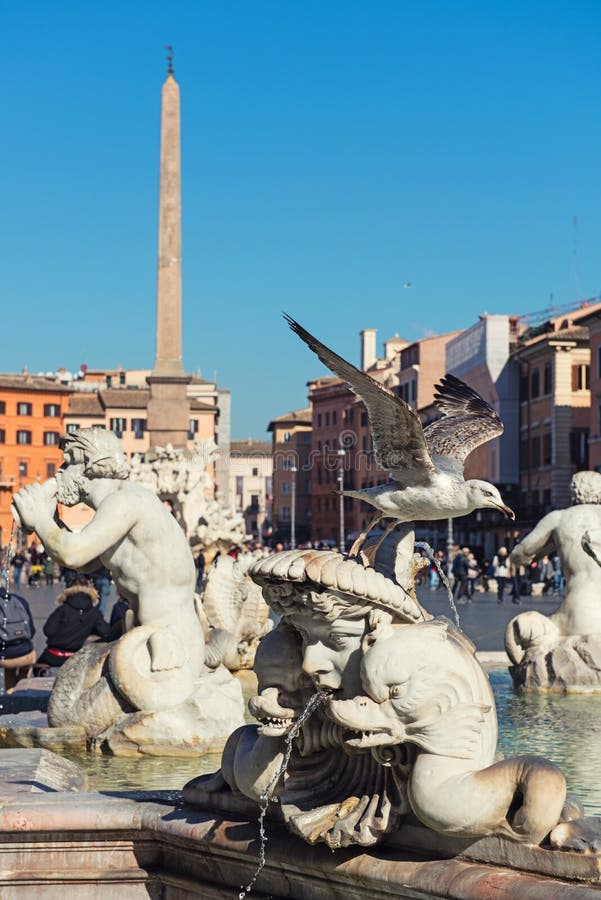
[360,329,377,371]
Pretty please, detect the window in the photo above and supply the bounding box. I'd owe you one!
[283,431,291,442]
[317,414,322,427]
[543,432,552,466]
[361,412,367,427]
[250,494,259,509]
[46,463,56,478]
[410,379,416,403]
[119,371,126,386]
[570,429,589,468]
[43,431,60,446]
[18,461,27,477]
[188,419,199,440]
[0,401,5,414]
[543,362,553,395]
[281,506,290,522]
[531,370,540,399]
[132,418,147,439]
[520,438,530,469]
[598,346,601,379]
[252,467,259,477]
[17,402,32,416]
[332,411,337,425]
[66,423,80,433]
[0,430,5,444]
[110,417,127,436]
[531,435,541,468]
[325,412,330,426]
[347,408,354,424]
[43,403,60,417]
[572,364,590,391]
[236,476,243,495]
[16,430,31,445]
[519,374,529,402]
[282,482,291,494]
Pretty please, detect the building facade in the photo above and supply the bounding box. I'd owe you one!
[513,303,600,518]
[229,440,273,541]
[0,374,72,544]
[267,408,312,544]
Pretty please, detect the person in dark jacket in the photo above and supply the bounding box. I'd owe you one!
[36,585,110,668]
[0,587,36,690]
[452,547,471,604]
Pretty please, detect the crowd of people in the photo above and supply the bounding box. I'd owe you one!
[0,534,565,691]
[0,544,130,688]
[416,543,563,605]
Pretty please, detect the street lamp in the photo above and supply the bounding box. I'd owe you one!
[290,465,298,550]
[337,448,345,552]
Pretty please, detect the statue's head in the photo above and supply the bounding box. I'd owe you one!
[570,471,601,506]
[56,428,130,505]
[249,550,428,700]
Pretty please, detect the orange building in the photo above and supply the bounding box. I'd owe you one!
[0,374,72,545]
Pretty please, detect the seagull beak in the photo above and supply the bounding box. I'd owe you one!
[494,503,515,520]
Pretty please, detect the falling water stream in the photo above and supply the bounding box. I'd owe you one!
[414,540,461,629]
[238,690,326,899]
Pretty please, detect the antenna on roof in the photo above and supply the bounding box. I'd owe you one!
[573,215,580,305]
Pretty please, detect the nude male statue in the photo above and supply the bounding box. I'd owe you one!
[507,471,601,662]
[11,428,205,676]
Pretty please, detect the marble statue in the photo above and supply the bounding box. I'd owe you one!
[11,428,244,755]
[185,545,580,849]
[506,470,601,691]
[129,440,248,561]
[200,552,273,671]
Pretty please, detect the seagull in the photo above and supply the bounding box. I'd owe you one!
[285,315,515,559]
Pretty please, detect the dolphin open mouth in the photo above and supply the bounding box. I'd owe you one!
[342,728,393,749]
[257,714,298,736]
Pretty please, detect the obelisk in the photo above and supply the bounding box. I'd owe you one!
[147,48,192,448]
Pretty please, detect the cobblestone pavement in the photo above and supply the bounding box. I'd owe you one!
[415,584,563,652]
[7,579,563,658]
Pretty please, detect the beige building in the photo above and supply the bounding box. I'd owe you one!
[513,302,600,518]
[229,440,273,541]
[64,371,219,457]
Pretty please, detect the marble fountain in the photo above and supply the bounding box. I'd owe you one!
[3,340,601,896]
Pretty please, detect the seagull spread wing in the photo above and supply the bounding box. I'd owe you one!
[285,315,436,485]
[424,374,503,469]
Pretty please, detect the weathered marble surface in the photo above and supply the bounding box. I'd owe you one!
[0,748,86,793]
[185,544,584,850]
[12,428,245,754]
[0,790,598,898]
[199,552,272,671]
[130,439,248,560]
[507,472,601,691]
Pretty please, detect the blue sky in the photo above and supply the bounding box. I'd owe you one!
[2,1,601,438]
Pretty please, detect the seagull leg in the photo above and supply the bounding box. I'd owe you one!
[348,514,384,559]
[360,518,400,568]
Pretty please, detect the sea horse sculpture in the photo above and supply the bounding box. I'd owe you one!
[185,545,580,847]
